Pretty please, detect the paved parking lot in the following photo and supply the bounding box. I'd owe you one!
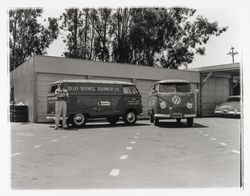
[11,117,241,189]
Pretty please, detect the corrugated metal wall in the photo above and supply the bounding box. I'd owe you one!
[201,77,230,116]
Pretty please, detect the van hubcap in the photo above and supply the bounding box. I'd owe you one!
[74,114,85,125]
[127,112,135,122]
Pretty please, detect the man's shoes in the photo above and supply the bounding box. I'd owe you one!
[54,127,58,130]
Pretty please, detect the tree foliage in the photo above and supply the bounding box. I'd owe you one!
[61,7,227,69]
[9,8,227,70]
[9,9,59,71]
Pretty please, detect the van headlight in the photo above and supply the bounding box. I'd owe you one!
[159,99,167,109]
[186,102,193,109]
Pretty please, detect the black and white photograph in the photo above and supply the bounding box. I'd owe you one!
[1,0,250,195]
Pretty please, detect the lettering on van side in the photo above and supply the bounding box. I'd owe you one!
[67,86,121,92]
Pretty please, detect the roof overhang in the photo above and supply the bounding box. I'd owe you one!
[189,63,240,76]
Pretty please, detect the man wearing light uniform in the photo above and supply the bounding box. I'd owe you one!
[54,82,69,130]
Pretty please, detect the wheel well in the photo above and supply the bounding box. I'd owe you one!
[126,108,138,115]
[69,113,89,119]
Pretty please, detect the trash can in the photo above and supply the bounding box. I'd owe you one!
[10,105,28,122]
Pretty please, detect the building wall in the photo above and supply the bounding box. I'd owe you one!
[201,74,230,116]
[10,58,35,122]
[36,73,87,122]
[10,56,239,122]
[32,56,200,122]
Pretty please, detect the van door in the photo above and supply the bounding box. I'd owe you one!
[122,85,141,113]
[95,85,112,116]
[110,85,123,115]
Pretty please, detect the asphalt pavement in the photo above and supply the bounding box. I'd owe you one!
[11,117,241,189]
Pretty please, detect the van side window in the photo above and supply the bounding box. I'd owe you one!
[123,86,139,95]
[123,86,132,94]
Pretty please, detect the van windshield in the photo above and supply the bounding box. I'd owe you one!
[159,83,190,93]
[49,85,58,93]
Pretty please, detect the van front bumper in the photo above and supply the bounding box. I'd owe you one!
[154,113,196,119]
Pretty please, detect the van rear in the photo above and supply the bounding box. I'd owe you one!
[47,83,58,121]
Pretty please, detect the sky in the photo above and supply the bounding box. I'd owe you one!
[43,6,240,69]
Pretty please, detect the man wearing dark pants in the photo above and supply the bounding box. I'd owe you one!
[54,82,69,130]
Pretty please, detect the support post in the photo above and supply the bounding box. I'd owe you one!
[201,72,213,88]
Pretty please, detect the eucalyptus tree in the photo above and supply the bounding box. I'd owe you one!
[60,7,227,69]
[91,8,113,62]
[128,8,227,68]
[60,8,85,58]
[110,8,131,63]
[9,9,59,71]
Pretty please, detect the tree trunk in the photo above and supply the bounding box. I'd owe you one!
[84,9,89,59]
[73,9,78,57]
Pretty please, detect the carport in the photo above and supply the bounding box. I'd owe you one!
[191,63,240,116]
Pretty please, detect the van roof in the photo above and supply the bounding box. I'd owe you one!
[51,79,133,85]
[156,79,190,84]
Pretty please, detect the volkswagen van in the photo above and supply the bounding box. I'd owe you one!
[47,80,143,127]
[148,79,196,126]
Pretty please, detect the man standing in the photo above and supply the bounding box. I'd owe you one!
[54,81,69,130]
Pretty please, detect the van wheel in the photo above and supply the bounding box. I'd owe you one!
[71,113,87,127]
[124,111,137,124]
[107,116,119,125]
[187,118,193,127]
[154,118,159,126]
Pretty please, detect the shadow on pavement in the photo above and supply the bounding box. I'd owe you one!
[49,122,150,131]
[155,122,208,128]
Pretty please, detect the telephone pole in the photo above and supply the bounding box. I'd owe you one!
[227,46,238,63]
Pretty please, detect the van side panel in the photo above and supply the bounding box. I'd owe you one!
[65,83,122,117]
[47,81,143,121]
[67,95,99,116]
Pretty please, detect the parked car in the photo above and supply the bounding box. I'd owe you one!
[214,95,241,118]
[47,80,143,127]
[148,79,196,127]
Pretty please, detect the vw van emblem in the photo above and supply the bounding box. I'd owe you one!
[172,95,181,105]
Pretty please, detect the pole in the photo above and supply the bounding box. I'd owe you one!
[227,46,238,64]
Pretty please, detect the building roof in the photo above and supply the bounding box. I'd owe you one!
[31,55,200,83]
[189,63,240,74]
[156,79,190,84]
[51,79,133,85]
